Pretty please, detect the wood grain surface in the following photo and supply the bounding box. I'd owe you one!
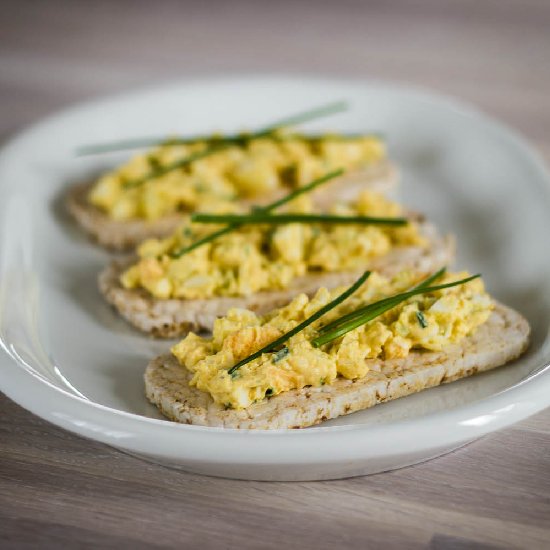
[1,1,549,548]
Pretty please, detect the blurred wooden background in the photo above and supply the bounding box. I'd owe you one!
[1,1,549,548]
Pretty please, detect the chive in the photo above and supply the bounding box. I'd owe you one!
[314,271,470,343]
[74,131,375,156]
[416,311,428,328]
[250,169,344,213]
[191,213,408,227]
[76,134,223,156]
[311,273,481,348]
[148,156,162,171]
[123,145,229,189]
[316,267,447,336]
[170,224,233,259]
[99,101,349,187]
[169,168,344,258]
[412,267,447,290]
[227,270,371,376]
[272,347,290,363]
[259,100,348,133]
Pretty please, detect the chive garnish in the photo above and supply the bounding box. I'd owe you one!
[227,270,371,376]
[416,311,428,328]
[412,267,447,290]
[258,100,348,132]
[148,155,162,171]
[77,131,380,156]
[191,213,408,227]
[272,347,290,363]
[315,267,447,336]
[123,146,230,189]
[93,101,348,187]
[311,273,481,347]
[76,134,220,156]
[169,168,344,258]
[77,101,349,156]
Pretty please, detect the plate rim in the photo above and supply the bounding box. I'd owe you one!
[1,74,550,463]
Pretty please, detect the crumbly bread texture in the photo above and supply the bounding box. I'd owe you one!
[98,222,454,338]
[67,160,398,250]
[144,303,530,429]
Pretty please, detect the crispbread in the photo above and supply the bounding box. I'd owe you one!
[98,222,454,338]
[67,160,398,250]
[144,302,530,429]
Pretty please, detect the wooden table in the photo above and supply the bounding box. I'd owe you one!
[1,1,549,547]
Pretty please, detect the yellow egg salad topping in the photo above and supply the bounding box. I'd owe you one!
[120,190,426,299]
[171,271,493,409]
[88,132,385,220]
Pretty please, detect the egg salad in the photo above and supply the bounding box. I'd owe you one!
[171,270,493,409]
[120,190,425,299]
[88,132,385,220]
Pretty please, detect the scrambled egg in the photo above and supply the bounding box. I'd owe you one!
[120,191,425,299]
[88,132,385,220]
[172,271,494,409]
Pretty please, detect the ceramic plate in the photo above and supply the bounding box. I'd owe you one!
[1,76,549,481]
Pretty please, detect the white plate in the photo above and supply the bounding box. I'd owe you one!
[1,76,549,481]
